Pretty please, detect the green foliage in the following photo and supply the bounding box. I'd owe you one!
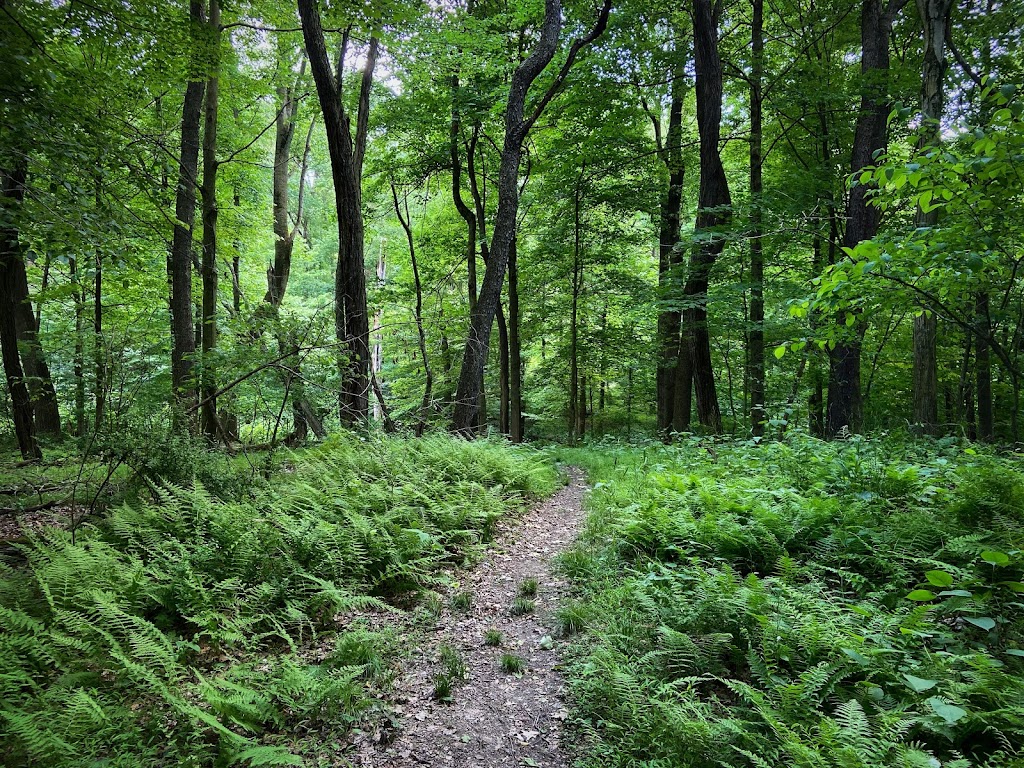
[500,654,526,675]
[451,590,473,611]
[0,435,555,766]
[511,597,536,616]
[518,578,539,597]
[556,434,1024,768]
[484,629,503,647]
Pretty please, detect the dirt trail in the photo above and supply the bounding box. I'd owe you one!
[356,468,588,767]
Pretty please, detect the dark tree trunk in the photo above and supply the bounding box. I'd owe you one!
[298,0,377,425]
[70,256,86,437]
[911,0,953,434]
[826,0,897,437]
[11,254,61,435]
[169,0,206,421]
[200,0,221,440]
[0,163,41,459]
[748,0,766,436]
[497,300,510,435]
[679,0,732,434]
[451,0,612,434]
[655,65,685,434]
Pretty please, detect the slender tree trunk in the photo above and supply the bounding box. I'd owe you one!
[298,0,377,424]
[70,257,86,437]
[976,291,994,440]
[451,0,612,434]
[0,163,41,459]
[170,0,206,421]
[508,235,524,442]
[748,0,766,436]
[497,300,510,435]
[826,0,897,437]
[200,0,221,440]
[569,182,584,440]
[12,256,61,435]
[680,0,732,434]
[911,0,953,434]
[655,65,685,434]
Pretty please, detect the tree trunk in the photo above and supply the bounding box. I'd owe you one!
[508,235,524,442]
[680,0,732,434]
[170,0,206,421]
[11,251,61,435]
[70,256,86,437]
[297,0,376,425]
[655,65,685,434]
[910,0,953,434]
[451,0,612,434]
[748,0,766,436]
[200,0,221,440]
[0,163,41,459]
[826,0,896,437]
[976,291,994,440]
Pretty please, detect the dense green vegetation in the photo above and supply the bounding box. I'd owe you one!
[0,436,555,767]
[555,435,1024,767]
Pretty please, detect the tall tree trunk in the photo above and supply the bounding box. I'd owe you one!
[655,65,685,434]
[508,235,524,442]
[680,0,732,434]
[12,255,61,435]
[748,0,766,436]
[170,0,206,421]
[452,0,612,434]
[391,184,433,435]
[70,256,86,437]
[570,187,583,441]
[0,163,41,459]
[911,0,953,434]
[297,0,377,425]
[826,0,897,437]
[200,0,221,440]
[976,291,994,440]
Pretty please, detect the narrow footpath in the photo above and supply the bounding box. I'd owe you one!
[356,468,589,767]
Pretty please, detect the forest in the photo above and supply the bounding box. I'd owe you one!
[2,0,1024,766]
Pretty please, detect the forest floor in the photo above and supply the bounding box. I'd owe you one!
[352,468,588,768]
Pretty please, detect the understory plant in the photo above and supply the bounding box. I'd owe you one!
[556,433,1024,768]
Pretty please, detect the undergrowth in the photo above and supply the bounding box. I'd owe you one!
[0,434,556,767]
[556,433,1024,768]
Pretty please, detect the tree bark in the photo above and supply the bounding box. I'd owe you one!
[169,0,206,421]
[200,0,221,440]
[826,0,897,437]
[0,163,41,459]
[451,0,612,435]
[976,291,994,440]
[678,0,732,434]
[655,64,686,434]
[11,249,61,435]
[297,0,377,425]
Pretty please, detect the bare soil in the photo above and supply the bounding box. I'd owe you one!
[354,468,588,767]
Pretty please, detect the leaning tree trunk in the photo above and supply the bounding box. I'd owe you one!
[0,163,41,459]
[910,0,953,435]
[677,0,732,434]
[826,0,897,437]
[169,0,206,422]
[451,0,612,434]
[297,0,377,425]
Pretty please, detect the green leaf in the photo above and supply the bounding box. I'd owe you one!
[903,673,938,693]
[924,570,953,587]
[963,616,996,631]
[981,551,1010,566]
[927,697,967,724]
[841,647,869,664]
[773,345,787,359]
[906,589,936,601]
[937,590,972,597]
[1005,649,1024,657]
[1000,581,1024,593]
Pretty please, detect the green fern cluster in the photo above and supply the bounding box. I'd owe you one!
[0,434,555,767]
[556,434,1024,768]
